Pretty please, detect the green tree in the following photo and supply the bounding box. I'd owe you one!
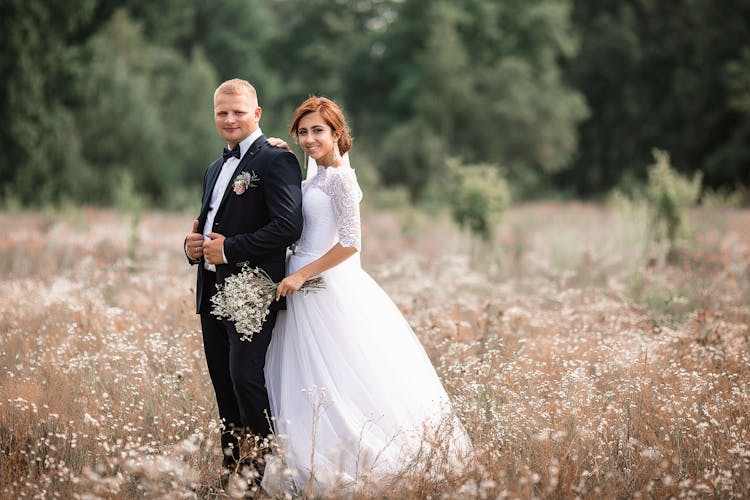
[379,1,471,199]
[717,45,750,189]
[72,9,217,204]
[261,0,394,135]
[0,0,97,205]
[375,0,587,199]
[563,0,750,196]
[0,1,219,207]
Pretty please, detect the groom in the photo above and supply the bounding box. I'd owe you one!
[184,79,303,476]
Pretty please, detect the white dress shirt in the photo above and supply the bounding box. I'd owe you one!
[203,129,263,271]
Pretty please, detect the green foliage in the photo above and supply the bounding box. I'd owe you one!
[73,9,218,205]
[114,170,145,266]
[2,0,749,207]
[645,149,702,248]
[370,0,588,198]
[725,47,750,115]
[563,0,750,195]
[0,3,217,207]
[378,120,445,201]
[700,186,750,209]
[446,159,511,242]
[0,0,96,205]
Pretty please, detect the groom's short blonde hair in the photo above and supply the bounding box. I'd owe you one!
[214,79,258,102]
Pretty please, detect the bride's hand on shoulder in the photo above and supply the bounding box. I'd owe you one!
[266,137,291,151]
[276,272,306,300]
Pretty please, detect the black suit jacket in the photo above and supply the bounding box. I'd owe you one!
[189,135,303,313]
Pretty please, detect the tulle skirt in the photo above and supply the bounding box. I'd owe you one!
[263,252,471,494]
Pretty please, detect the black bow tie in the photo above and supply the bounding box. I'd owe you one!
[222,144,241,161]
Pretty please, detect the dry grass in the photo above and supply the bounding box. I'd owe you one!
[1,203,749,498]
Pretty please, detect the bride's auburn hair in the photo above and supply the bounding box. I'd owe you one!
[290,96,353,155]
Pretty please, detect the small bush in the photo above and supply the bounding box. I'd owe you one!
[114,171,145,266]
[700,185,749,209]
[645,149,702,250]
[446,159,511,242]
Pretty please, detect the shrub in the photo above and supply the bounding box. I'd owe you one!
[114,171,145,267]
[700,185,749,209]
[446,159,511,242]
[645,149,702,250]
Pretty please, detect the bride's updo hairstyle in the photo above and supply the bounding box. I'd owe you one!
[290,96,353,155]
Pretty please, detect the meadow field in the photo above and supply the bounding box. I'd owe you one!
[1,203,748,498]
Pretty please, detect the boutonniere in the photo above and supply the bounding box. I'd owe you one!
[233,170,259,195]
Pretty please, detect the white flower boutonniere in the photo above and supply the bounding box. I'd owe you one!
[233,170,259,195]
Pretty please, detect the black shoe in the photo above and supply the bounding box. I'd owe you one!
[219,468,232,492]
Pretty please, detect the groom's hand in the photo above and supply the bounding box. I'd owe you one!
[185,219,204,261]
[203,232,227,265]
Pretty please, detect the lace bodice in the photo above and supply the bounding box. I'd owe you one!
[296,164,363,256]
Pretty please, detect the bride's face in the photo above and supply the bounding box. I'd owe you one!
[297,111,339,165]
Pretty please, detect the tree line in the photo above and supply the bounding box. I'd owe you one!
[1,0,748,208]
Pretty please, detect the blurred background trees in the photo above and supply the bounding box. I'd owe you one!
[1,0,748,208]
[561,0,750,197]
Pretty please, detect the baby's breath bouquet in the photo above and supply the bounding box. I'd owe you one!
[210,263,324,342]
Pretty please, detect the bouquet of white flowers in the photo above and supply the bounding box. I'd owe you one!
[210,263,324,342]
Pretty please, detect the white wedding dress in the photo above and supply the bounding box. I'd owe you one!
[264,162,471,494]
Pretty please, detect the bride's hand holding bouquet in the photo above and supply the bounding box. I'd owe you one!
[210,263,323,342]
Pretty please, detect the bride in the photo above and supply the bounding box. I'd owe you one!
[264,96,471,495]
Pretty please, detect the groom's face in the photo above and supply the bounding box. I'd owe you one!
[214,91,262,148]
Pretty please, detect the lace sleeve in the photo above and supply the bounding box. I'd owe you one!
[327,169,363,251]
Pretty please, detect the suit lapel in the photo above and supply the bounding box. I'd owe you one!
[216,135,266,214]
[199,158,224,224]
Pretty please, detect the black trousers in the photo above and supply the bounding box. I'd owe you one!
[200,271,276,467]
